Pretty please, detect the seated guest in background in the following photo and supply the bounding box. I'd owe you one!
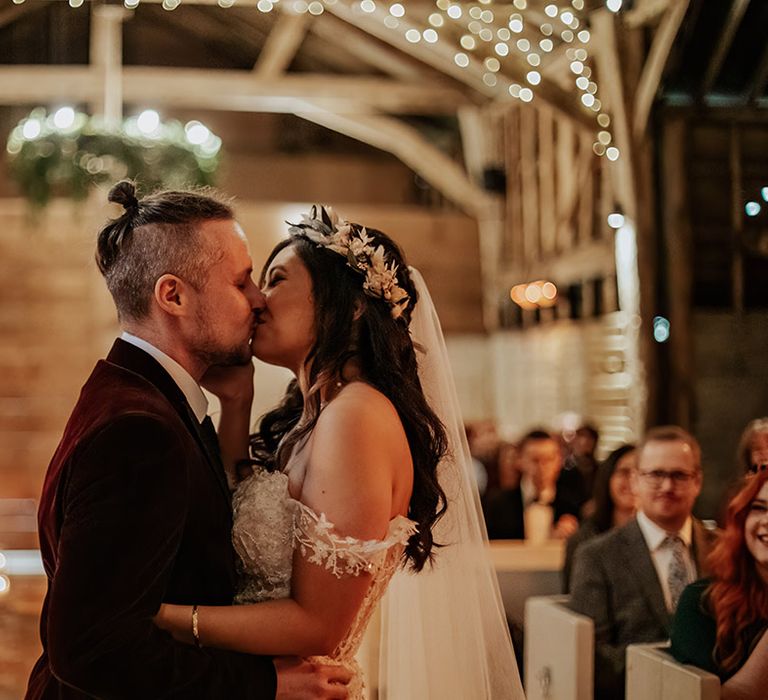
[562,444,637,592]
[737,417,768,475]
[566,423,601,502]
[671,470,768,699]
[484,442,524,539]
[518,429,587,540]
[569,426,717,700]
[467,420,501,492]
[466,424,489,496]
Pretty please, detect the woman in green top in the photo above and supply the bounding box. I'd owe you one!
[671,468,768,698]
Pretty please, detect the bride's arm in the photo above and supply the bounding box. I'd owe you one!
[156,387,404,656]
[199,363,254,487]
[720,629,768,700]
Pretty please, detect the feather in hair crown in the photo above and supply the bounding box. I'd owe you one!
[287,205,410,320]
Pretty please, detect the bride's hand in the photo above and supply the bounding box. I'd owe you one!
[153,604,193,644]
[201,361,255,406]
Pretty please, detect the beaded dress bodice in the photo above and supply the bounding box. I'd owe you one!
[231,466,416,698]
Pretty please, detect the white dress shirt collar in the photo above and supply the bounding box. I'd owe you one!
[120,332,208,422]
[636,509,693,550]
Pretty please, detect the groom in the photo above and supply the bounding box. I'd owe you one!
[26,183,349,699]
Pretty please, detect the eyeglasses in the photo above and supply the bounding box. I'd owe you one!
[638,470,698,487]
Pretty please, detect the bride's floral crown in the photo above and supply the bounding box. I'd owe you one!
[288,205,410,320]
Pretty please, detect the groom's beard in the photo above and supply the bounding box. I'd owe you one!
[196,344,252,367]
[193,324,254,367]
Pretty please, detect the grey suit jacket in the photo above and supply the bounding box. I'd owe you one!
[568,516,718,700]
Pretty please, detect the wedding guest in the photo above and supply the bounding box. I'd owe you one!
[465,425,489,495]
[518,429,587,539]
[569,426,717,699]
[467,420,501,491]
[737,417,768,475]
[567,423,600,500]
[562,444,637,592]
[483,442,524,540]
[670,470,768,695]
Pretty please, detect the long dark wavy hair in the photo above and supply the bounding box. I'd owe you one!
[706,470,768,673]
[250,221,448,572]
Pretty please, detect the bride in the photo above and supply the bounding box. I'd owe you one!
[155,206,524,699]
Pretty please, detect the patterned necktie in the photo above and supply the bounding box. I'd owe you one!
[664,535,688,611]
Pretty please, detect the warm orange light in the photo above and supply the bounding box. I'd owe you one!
[510,279,558,309]
[525,283,542,303]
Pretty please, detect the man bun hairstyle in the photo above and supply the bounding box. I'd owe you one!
[108,179,139,210]
[96,180,234,321]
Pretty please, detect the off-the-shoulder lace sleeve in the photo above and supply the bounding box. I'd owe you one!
[294,504,417,578]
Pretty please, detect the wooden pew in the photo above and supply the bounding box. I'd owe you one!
[524,595,594,700]
[626,643,720,700]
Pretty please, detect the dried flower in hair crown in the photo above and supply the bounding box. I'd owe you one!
[287,205,410,320]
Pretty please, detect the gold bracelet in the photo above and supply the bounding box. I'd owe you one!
[191,605,202,648]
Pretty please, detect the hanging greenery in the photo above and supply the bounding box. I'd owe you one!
[5,108,222,208]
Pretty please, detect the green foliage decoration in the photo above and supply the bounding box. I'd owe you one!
[5,108,222,208]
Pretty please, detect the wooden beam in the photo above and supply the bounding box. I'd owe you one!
[253,11,310,77]
[632,0,689,141]
[747,38,768,104]
[505,105,524,265]
[457,107,487,184]
[0,66,468,115]
[90,5,126,126]
[311,13,427,82]
[0,2,46,29]
[700,0,750,98]
[538,106,556,255]
[624,0,672,28]
[661,117,694,429]
[293,107,495,220]
[323,1,597,130]
[577,131,595,245]
[555,116,576,251]
[457,106,507,329]
[729,125,744,313]
[519,106,539,264]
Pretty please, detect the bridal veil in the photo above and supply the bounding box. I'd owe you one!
[378,268,525,699]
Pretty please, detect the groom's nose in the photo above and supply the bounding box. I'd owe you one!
[245,279,266,311]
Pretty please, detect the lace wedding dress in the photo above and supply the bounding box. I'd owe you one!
[231,465,416,699]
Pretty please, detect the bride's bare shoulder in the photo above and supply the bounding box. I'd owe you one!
[326,381,398,420]
[312,382,407,459]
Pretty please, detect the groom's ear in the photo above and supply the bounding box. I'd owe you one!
[154,274,190,317]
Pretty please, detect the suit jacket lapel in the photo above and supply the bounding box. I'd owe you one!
[106,339,231,503]
[620,519,671,630]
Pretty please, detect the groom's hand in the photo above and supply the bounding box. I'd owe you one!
[274,657,351,700]
[201,361,255,406]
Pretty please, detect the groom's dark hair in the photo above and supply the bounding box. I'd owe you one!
[96,180,233,321]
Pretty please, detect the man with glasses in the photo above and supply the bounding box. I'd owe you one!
[569,425,718,700]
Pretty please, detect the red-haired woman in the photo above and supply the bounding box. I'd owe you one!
[671,469,768,699]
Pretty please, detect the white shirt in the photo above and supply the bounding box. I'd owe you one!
[120,332,208,423]
[636,510,696,611]
[520,474,555,506]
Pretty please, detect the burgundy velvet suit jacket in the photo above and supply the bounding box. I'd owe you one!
[26,339,276,699]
